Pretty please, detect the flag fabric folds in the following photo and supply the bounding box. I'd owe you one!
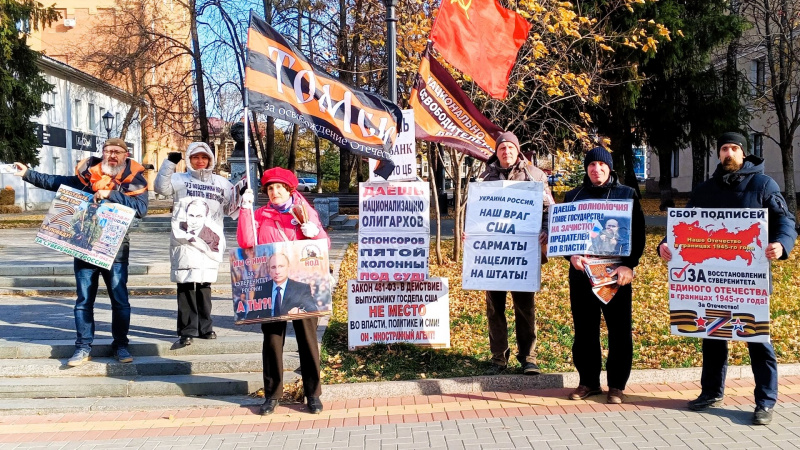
[409,48,502,161]
[430,0,531,99]
[244,12,402,179]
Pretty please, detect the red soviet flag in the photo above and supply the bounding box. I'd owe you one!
[430,0,531,99]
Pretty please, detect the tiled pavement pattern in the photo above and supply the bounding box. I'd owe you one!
[2,377,800,449]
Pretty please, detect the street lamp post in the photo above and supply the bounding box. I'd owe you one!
[102,111,114,138]
[384,0,398,104]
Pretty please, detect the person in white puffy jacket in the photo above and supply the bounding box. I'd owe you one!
[155,142,237,346]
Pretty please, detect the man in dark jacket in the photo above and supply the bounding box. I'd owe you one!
[13,138,148,367]
[658,132,797,425]
[478,131,553,376]
[564,146,646,405]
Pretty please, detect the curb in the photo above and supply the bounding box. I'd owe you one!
[1,363,797,415]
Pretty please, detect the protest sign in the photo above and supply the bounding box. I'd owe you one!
[347,277,450,350]
[229,238,332,324]
[462,181,543,291]
[358,181,430,282]
[666,208,770,343]
[369,110,417,182]
[34,185,135,269]
[547,200,633,257]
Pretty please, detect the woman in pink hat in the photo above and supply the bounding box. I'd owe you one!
[237,167,329,416]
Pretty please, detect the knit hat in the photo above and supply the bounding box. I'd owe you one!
[716,132,748,154]
[584,146,613,171]
[495,131,520,151]
[261,167,298,190]
[102,138,127,150]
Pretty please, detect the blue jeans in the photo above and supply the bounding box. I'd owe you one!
[73,240,130,351]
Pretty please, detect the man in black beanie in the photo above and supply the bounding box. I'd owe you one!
[659,132,797,425]
[477,131,553,376]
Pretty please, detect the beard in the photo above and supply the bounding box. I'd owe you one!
[721,156,743,173]
[101,160,125,177]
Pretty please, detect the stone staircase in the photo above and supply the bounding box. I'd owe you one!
[0,261,316,402]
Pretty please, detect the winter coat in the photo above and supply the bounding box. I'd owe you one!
[478,157,553,232]
[564,172,646,269]
[684,155,796,259]
[155,143,236,283]
[237,190,329,248]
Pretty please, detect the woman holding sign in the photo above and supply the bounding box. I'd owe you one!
[564,147,645,404]
[238,167,329,416]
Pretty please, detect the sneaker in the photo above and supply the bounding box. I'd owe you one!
[687,393,724,411]
[568,385,603,400]
[752,405,773,425]
[522,362,541,375]
[67,348,91,367]
[607,388,624,404]
[483,364,507,375]
[200,331,217,340]
[115,347,133,363]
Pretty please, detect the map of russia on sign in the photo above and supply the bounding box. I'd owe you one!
[667,208,768,267]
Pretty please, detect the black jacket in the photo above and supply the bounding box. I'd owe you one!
[564,172,646,269]
[682,155,796,259]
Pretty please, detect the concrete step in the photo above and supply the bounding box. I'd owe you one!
[0,352,297,378]
[0,273,232,288]
[0,285,233,296]
[0,263,173,277]
[331,217,357,230]
[0,336,305,360]
[0,371,297,399]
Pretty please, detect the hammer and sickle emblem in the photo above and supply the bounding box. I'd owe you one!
[450,0,473,19]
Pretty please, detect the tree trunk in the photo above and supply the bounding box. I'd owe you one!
[266,116,275,168]
[189,0,209,143]
[288,124,298,171]
[315,136,322,193]
[658,148,674,210]
[427,143,442,264]
[690,136,707,191]
[781,142,797,217]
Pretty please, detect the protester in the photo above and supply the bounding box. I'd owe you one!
[12,138,148,366]
[477,131,552,375]
[155,142,235,346]
[658,132,797,425]
[237,167,329,415]
[564,146,645,404]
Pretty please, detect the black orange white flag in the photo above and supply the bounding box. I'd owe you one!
[244,12,402,179]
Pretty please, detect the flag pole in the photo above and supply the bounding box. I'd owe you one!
[384,0,398,104]
[243,19,259,246]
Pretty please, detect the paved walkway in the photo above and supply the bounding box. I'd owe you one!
[1,376,799,448]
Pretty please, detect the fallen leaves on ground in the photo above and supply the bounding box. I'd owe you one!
[321,229,800,383]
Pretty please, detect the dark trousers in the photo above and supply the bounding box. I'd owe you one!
[569,268,633,390]
[261,317,321,400]
[176,282,213,337]
[486,290,537,366]
[700,338,778,408]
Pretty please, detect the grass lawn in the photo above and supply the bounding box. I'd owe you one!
[320,227,800,384]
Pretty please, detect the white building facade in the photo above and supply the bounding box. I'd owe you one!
[0,56,143,210]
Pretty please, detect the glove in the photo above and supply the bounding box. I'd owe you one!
[167,152,182,164]
[301,222,320,238]
[241,189,254,209]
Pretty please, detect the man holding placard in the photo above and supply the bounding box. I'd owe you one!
[559,146,645,405]
[658,132,797,425]
[477,131,552,376]
[12,139,148,366]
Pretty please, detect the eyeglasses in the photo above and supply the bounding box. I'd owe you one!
[103,150,127,156]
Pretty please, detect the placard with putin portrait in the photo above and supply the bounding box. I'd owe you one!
[547,199,634,257]
[229,239,332,324]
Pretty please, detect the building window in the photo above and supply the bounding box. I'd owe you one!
[88,103,96,134]
[753,58,766,94]
[751,133,764,158]
[671,149,680,178]
[73,99,83,130]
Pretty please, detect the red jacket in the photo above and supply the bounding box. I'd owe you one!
[237,191,329,248]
